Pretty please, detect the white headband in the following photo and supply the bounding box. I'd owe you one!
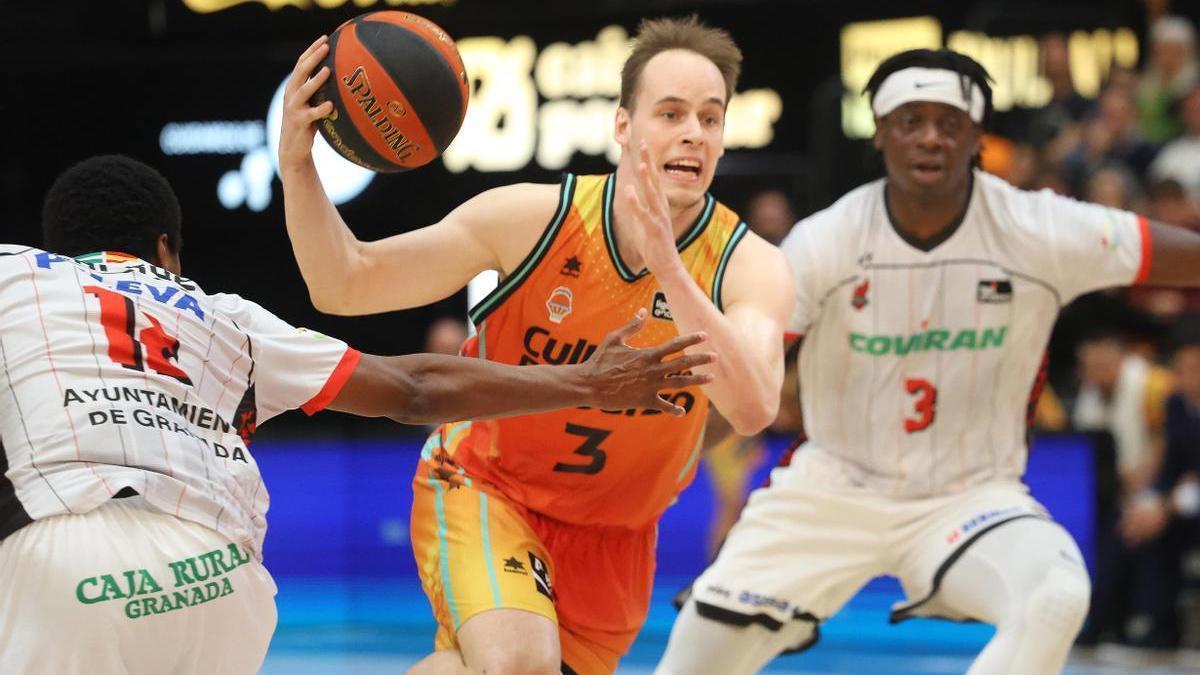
[871,67,986,123]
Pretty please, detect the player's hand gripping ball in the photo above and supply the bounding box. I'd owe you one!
[309,11,469,172]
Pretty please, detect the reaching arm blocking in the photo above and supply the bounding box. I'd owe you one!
[327,311,715,424]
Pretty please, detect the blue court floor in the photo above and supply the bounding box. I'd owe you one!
[260,577,1200,674]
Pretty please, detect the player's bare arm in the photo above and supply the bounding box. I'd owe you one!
[328,312,715,423]
[623,141,793,435]
[277,36,555,316]
[1143,219,1200,286]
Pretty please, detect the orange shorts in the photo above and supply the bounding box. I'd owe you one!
[410,455,657,675]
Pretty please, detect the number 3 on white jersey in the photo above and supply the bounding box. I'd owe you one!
[904,378,936,433]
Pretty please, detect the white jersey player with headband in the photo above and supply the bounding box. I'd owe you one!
[0,156,717,675]
[657,48,1200,675]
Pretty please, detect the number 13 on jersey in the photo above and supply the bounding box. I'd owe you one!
[904,378,937,433]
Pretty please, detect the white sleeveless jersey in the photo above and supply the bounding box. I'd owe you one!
[0,247,359,557]
[781,170,1150,498]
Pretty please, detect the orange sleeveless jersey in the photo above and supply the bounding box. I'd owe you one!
[435,173,748,529]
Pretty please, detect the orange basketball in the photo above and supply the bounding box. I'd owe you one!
[310,11,469,173]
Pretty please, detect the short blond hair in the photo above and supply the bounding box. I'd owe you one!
[619,15,743,110]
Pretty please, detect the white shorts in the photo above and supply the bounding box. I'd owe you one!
[690,447,1049,642]
[0,495,278,674]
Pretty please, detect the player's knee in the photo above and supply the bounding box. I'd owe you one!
[471,648,560,675]
[657,602,816,675]
[1021,565,1090,638]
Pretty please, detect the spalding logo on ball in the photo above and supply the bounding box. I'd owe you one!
[311,11,469,173]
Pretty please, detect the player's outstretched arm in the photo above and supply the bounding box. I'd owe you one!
[623,141,793,435]
[326,311,716,424]
[277,36,555,316]
[1143,219,1200,286]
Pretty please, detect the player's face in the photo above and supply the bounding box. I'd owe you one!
[616,49,727,210]
[874,101,980,200]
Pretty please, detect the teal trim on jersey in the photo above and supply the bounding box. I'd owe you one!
[73,251,105,264]
[676,428,706,484]
[420,434,440,461]
[477,322,487,360]
[676,195,715,251]
[467,175,577,325]
[445,421,471,449]
[431,477,463,629]
[480,492,504,608]
[421,422,471,461]
[602,175,716,283]
[713,221,749,312]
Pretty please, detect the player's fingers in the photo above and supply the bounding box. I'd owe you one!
[638,141,665,203]
[605,309,648,346]
[650,331,707,358]
[301,34,328,59]
[288,39,329,94]
[656,351,716,374]
[663,372,715,388]
[306,100,335,123]
[623,183,648,216]
[296,65,331,101]
[632,158,654,207]
[647,392,687,417]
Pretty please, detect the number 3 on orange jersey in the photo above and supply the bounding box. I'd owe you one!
[904,378,936,433]
[553,423,610,474]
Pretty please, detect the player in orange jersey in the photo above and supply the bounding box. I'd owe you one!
[279,17,793,675]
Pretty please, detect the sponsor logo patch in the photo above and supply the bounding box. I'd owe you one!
[945,505,1033,544]
[977,279,1013,304]
[737,591,790,612]
[652,290,673,321]
[529,552,553,599]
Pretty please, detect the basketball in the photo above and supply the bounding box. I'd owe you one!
[310,11,469,173]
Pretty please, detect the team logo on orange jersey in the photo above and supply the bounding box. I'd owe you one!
[851,279,870,310]
[546,286,574,324]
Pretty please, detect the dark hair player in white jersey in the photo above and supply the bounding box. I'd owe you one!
[657,49,1200,675]
[0,155,715,675]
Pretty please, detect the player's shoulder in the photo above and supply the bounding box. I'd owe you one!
[803,178,885,234]
[471,180,564,209]
[0,242,37,266]
[782,178,884,255]
[209,291,274,323]
[974,170,1060,220]
[0,243,36,256]
[0,244,37,281]
[0,245,82,277]
[456,181,565,234]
